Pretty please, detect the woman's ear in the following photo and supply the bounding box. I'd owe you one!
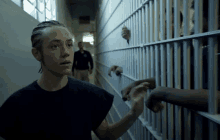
[32,48,42,62]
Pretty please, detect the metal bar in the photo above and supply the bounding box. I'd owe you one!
[98,0,110,25]
[142,6,145,45]
[27,0,43,14]
[143,47,147,121]
[208,0,219,140]
[208,0,218,115]
[154,0,161,136]
[135,48,137,79]
[134,13,136,46]
[166,0,174,140]
[97,0,122,37]
[139,47,142,80]
[133,48,135,78]
[140,9,142,45]
[183,0,191,139]
[193,0,203,139]
[174,0,182,139]
[149,0,156,131]
[146,46,151,126]
[144,3,149,125]
[44,0,46,21]
[136,12,138,46]
[131,49,133,77]
[160,0,167,139]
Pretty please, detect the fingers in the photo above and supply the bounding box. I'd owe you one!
[115,67,123,76]
[145,99,164,113]
[121,82,150,101]
[135,78,156,89]
[108,65,119,77]
[121,87,131,101]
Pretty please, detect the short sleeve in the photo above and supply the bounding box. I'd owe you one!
[91,89,114,131]
[0,95,20,139]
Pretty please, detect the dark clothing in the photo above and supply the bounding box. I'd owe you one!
[0,77,114,140]
[72,50,94,73]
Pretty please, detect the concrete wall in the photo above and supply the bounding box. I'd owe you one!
[0,0,97,139]
[0,0,41,109]
[0,0,74,106]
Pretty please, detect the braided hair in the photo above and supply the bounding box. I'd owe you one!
[31,20,66,73]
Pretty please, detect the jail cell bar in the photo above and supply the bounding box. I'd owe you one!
[95,0,220,140]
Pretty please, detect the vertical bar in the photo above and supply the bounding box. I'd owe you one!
[154,0,161,136]
[147,46,151,126]
[139,47,142,80]
[174,0,182,140]
[135,48,137,79]
[134,48,136,78]
[44,0,47,21]
[131,15,133,47]
[145,2,150,124]
[131,49,133,78]
[208,0,219,140]
[136,0,138,9]
[150,0,156,131]
[166,0,174,140]
[194,1,203,139]
[139,8,142,45]
[142,6,145,45]
[134,13,136,46]
[160,0,167,139]
[143,47,147,119]
[208,0,218,115]
[183,0,191,140]
[137,12,139,46]
[145,3,149,44]
[130,49,131,76]
[142,4,146,120]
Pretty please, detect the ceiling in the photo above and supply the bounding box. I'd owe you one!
[68,0,98,21]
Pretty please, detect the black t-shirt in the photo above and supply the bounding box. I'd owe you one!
[72,50,94,72]
[0,77,114,140]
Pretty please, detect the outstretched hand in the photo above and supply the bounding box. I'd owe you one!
[128,82,150,116]
[121,79,165,114]
[121,78,156,101]
[108,65,123,77]
[145,87,165,113]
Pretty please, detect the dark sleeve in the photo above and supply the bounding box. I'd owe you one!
[0,95,20,139]
[88,52,93,70]
[91,89,114,131]
[72,52,77,72]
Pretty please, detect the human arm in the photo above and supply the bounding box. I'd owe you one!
[94,110,139,140]
[146,87,220,113]
[94,82,151,140]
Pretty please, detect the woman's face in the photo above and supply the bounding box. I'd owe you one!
[41,26,74,76]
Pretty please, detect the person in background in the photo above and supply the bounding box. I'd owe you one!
[72,41,93,82]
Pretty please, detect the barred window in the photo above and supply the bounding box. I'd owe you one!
[11,0,56,22]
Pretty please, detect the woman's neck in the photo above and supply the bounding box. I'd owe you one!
[37,71,68,92]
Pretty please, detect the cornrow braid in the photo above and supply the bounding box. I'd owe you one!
[31,20,66,73]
